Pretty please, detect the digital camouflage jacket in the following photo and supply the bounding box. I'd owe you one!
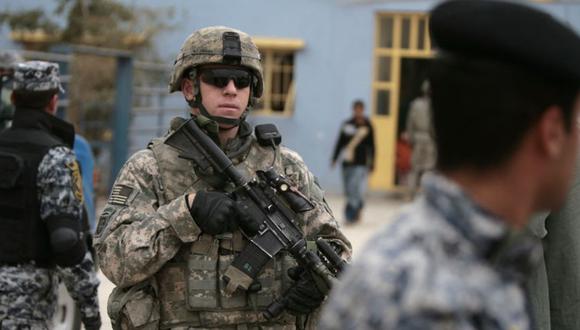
[95,119,351,329]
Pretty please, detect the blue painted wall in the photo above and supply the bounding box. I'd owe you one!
[129,0,440,193]
[3,0,580,193]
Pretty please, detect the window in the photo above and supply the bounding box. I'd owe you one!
[373,13,432,118]
[252,37,304,116]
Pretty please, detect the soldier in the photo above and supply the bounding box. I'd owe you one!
[0,51,23,130]
[320,1,580,329]
[95,26,351,329]
[0,61,101,329]
[404,80,435,196]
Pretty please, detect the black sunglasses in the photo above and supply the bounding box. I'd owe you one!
[199,68,252,89]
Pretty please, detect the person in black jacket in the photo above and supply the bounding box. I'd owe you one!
[332,99,375,224]
[0,61,101,329]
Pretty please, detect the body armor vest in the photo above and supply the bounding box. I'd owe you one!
[0,127,63,266]
[148,133,299,329]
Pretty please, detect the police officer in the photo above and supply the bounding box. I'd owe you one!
[320,1,580,329]
[0,61,101,329]
[95,26,351,329]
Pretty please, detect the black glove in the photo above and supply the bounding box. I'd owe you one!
[189,191,260,236]
[82,315,102,330]
[234,199,261,236]
[284,266,326,315]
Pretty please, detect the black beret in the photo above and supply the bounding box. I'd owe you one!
[430,0,580,84]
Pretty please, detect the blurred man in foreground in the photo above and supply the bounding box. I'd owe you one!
[320,1,580,329]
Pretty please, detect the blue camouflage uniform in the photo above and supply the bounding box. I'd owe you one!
[0,147,101,329]
[0,61,100,329]
[320,174,541,330]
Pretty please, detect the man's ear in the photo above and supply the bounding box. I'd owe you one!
[181,78,195,102]
[46,94,58,115]
[538,106,566,158]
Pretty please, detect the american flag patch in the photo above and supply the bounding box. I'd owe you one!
[109,184,134,206]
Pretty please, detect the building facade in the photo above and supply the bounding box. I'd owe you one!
[2,0,578,193]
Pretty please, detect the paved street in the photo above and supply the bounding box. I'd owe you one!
[324,193,409,257]
[95,193,409,329]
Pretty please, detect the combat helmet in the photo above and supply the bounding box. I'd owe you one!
[170,26,262,118]
[169,26,262,127]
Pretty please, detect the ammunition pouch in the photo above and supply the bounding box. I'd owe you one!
[107,279,160,330]
[185,232,297,312]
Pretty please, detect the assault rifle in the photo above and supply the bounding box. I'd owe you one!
[165,118,346,319]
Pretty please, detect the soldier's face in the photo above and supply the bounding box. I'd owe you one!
[198,65,251,125]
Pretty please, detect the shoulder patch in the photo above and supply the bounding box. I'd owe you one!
[109,184,135,206]
[66,160,84,203]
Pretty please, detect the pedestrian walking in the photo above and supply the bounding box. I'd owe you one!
[331,100,375,223]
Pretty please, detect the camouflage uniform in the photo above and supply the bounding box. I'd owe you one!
[0,61,100,329]
[0,147,101,329]
[405,86,436,190]
[96,26,351,329]
[320,173,541,330]
[95,119,351,329]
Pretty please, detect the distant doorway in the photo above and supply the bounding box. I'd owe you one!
[395,57,431,187]
[371,12,434,191]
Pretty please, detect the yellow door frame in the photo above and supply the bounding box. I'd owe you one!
[369,12,435,191]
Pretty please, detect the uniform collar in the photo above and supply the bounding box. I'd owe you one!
[167,116,254,190]
[11,107,75,147]
[422,173,542,281]
[193,114,252,152]
[222,120,253,164]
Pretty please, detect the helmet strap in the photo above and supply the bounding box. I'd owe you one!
[187,88,247,130]
[198,102,246,129]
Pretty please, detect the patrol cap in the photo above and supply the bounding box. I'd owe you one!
[13,61,64,93]
[430,0,580,84]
